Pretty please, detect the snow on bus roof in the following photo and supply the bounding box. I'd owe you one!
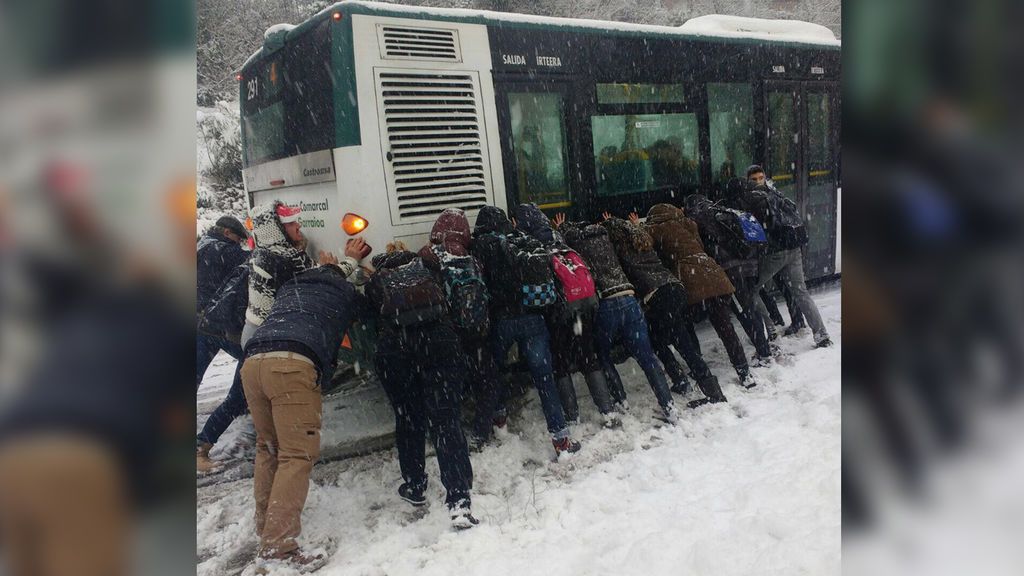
[241,1,839,71]
[264,22,295,39]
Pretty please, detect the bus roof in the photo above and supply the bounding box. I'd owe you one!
[242,0,840,72]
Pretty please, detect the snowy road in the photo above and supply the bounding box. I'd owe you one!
[197,286,840,576]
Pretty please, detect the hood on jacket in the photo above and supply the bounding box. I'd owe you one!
[428,208,471,256]
[371,249,418,271]
[473,205,514,237]
[249,200,292,251]
[514,203,559,245]
[602,217,654,253]
[684,194,714,218]
[646,203,686,225]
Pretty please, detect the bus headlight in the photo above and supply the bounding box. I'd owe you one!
[341,213,368,235]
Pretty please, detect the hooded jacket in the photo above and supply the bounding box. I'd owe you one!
[245,265,366,381]
[644,203,735,305]
[514,203,565,248]
[601,217,681,302]
[559,220,635,299]
[418,208,474,267]
[471,206,546,320]
[197,227,249,312]
[245,201,317,326]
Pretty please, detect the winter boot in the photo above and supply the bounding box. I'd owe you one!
[660,403,680,425]
[783,319,807,337]
[688,375,727,408]
[814,336,834,349]
[254,548,327,575]
[552,437,582,457]
[737,368,758,389]
[669,374,692,395]
[398,481,427,507]
[448,498,480,530]
[555,375,580,424]
[196,442,221,475]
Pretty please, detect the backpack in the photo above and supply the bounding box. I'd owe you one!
[512,237,558,309]
[714,208,768,260]
[764,189,809,249]
[372,258,448,326]
[550,249,598,312]
[198,263,249,343]
[435,249,491,337]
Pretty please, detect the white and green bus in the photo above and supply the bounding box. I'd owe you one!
[239,0,841,279]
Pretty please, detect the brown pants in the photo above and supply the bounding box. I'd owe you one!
[0,435,129,576]
[240,355,322,558]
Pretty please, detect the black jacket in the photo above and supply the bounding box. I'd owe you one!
[601,218,680,301]
[196,229,249,312]
[559,220,635,299]
[471,206,548,320]
[245,265,367,381]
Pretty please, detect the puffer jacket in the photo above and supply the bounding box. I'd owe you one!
[245,201,316,326]
[245,265,366,382]
[644,203,735,305]
[471,206,548,320]
[601,217,681,302]
[559,220,635,299]
[197,228,249,312]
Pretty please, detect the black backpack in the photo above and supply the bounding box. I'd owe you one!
[432,247,491,337]
[763,188,809,250]
[371,256,448,326]
[509,235,558,309]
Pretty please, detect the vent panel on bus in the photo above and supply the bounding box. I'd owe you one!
[375,70,493,224]
[377,25,462,62]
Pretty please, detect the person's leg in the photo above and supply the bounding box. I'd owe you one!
[196,333,220,390]
[546,313,579,422]
[259,357,322,558]
[376,335,428,492]
[421,325,473,505]
[196,359,249,446]
[647,309,689,390]
[706,296,751,377]
[593,299,628,405]
[759,288,787,327]
[735,282,772,358]
[775,273,805,328]
[517,315,569,439]
[575,308,614,413]
[777,249,829,342]
[619,298,673,409]
[240,357,277,541]
[465,337,502,441]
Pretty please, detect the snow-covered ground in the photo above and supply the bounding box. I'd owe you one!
[197,286,840,576]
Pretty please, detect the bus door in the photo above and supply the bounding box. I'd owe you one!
[764,81,840,279]
[494,80,578,215]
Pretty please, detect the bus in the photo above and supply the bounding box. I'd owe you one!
[238,0,841,283]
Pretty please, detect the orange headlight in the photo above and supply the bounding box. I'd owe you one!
[244,216,254,231]
[341,213,368,235]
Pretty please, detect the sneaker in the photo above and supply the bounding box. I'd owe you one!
[552,437,582,457]
[670,379,691,395]
[739,372,760,389]
[196,442,222,476]
[661,403,679,425]
[687,396,728,409]
[448,498,480,530]
[750,354,773,368]
[783,322,806,337]
[766,327,779,342]
[613,399,630,414]
[601,412,623,429]
[814,337,833,349]
[398,482,427,507]
[254,549,327,575]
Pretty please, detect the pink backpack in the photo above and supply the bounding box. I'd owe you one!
[551,250,597,310]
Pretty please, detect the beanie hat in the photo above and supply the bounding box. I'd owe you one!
[276,204,301,224]
[745,164,765,178]
[215,215,247,239]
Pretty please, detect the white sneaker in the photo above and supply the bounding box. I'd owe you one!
[661,403,679,425]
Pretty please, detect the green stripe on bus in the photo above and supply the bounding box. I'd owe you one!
[332,14,361,148]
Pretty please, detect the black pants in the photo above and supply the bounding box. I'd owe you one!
[727,271,772,358]
[691,296,750,377]
[376,322,473,505]
[460,334,504,441]
[546,306,602,379]
[646,284,713,382]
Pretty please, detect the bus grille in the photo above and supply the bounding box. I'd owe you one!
[377,71,491,222]
[379,25,462,62]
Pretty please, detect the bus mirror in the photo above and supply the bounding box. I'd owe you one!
[342,213,368,235]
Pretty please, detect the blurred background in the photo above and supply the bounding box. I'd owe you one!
[844,0,1024,574]
[0,0,196,575]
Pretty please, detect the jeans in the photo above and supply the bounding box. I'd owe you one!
[376,322,473,505]
[196,333,249,447]
[594,295,673,410]
[645,284,714,384]
[490,315,568,440]
[753,248,828,341]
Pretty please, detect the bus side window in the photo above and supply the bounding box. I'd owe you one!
[507,93,571,210]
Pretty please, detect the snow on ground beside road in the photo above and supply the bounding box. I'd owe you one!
[197,286,840,576]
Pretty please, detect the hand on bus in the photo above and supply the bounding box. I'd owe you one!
[628,212,640,225]
[345,237,370,260]
[318,250,339,266]
[551,213,566,228]
[601,211,613,221]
